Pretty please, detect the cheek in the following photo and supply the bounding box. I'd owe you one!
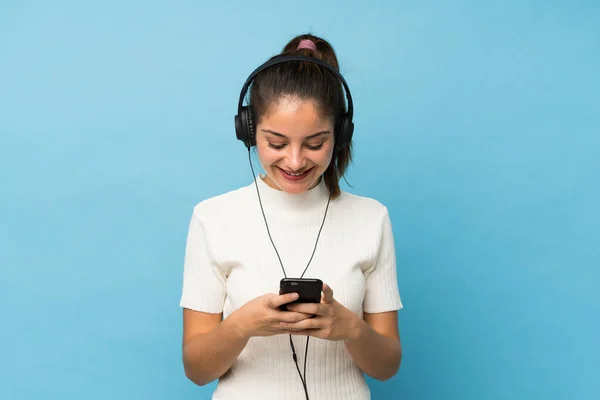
[316,152,333,167]
[256,144,279,166]
[316,145,335,167]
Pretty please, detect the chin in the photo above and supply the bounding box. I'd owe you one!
[280,182,313,194]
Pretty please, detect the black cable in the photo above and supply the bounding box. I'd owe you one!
[300,189,331,279]
[247,148,331,400]
[248,149,287,278]
[303,336,310,386]
[290,336,309,399]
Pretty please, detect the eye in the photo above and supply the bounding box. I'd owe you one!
[268,142,286,150]
[306,143,324,151]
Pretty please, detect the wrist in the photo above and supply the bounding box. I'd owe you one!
[224,310,252,342]
[346,312,367,343]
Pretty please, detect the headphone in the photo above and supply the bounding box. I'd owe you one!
[234,54,355,154]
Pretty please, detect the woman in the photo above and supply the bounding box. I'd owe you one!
[180,33,403,400]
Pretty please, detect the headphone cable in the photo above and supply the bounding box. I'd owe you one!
[247,148,331,400]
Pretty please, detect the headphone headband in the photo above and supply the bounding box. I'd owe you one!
[237,54,354,122]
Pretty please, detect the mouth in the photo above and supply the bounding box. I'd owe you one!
[277,167,313,182]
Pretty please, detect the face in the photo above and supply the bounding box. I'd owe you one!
[255,96,335,194]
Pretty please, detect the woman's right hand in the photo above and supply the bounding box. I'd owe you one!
[230,292,313,339]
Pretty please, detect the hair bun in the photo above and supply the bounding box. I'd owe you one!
[296,39,317,52]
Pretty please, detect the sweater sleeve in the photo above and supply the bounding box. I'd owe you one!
[362,206,403,313]
[179,207,227,313]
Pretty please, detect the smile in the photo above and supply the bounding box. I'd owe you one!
[278,167,313,181]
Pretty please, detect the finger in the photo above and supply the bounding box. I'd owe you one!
[268,292,299,309]
[321,284,334,304]
[281,317,320,332]
[276,311,314,323]
[287,302,329,316]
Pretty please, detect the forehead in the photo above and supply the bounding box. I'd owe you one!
[260,96,333,135]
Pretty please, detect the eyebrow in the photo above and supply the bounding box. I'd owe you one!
[261,129,331,140]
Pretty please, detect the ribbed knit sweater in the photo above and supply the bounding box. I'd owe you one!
[180,175,403,399]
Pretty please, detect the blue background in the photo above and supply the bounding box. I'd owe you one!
[1,1,599,399]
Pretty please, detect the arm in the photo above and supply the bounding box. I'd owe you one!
[182,309,249,386]
[284,206,403,380]
[344,311,402,381]
[181,209,248,386]
[347,206,403,380]
[182,293,310,386]
[284,287,402,381]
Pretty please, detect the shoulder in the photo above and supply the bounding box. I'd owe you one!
[191,183,254,223]
[336,190,391,220]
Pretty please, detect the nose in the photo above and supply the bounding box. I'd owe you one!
[286,145,306,171]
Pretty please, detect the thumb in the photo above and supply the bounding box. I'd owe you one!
[269,292,299,309]
[321,283,334,304]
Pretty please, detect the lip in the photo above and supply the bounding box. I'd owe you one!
[277,167,313,182]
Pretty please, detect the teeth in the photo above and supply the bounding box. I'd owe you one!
[284,170,306,176]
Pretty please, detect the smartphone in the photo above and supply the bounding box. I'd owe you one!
[279,278,323,311]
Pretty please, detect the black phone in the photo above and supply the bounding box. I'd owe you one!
[279,278,323,311]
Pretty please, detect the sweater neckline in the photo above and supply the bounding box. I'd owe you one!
[251,173,331,214]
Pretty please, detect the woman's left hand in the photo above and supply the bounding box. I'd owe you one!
[282,284,362,341]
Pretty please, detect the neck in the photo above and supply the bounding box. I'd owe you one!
[253,174,330,214]
[261,173,322,192]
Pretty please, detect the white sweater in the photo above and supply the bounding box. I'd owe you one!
[180,175,403,400]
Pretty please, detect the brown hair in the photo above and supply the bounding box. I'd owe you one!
[249,33,352,199]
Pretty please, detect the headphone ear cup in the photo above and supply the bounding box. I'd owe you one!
[334,114,354,154]
[235,106,256,148]
[235,111,246,146]
[246,107,256,147]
